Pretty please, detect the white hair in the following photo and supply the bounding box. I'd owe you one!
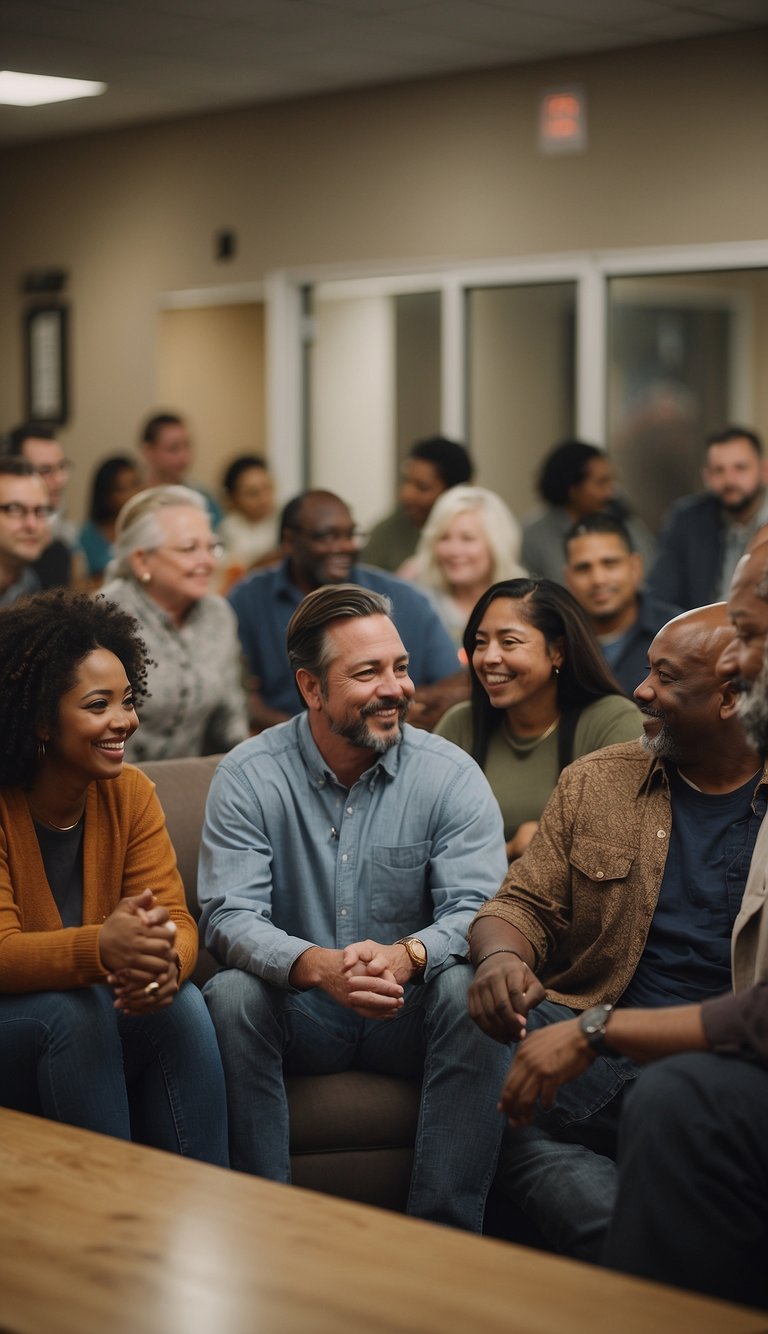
[415,485,525,594]
[106,484,208,579]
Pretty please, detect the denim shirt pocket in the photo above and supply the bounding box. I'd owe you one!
[369,841,431,925]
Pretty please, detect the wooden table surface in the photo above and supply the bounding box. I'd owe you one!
[1,1108,766,1334]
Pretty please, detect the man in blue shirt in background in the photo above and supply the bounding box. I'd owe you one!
[228,489,465,732]
[200,584,509,1231]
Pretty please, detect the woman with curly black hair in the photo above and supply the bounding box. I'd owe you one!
[0,589,228,1163]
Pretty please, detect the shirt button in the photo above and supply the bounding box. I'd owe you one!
[346,806,353,815]
[341,853,348,863]
[657,829,666,839]
[340,907,348,917]
[595,870,604,879]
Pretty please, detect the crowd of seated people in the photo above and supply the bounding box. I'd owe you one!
[1,409,767,1311]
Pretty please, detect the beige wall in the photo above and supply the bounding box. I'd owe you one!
[1,28,766,523]
[155,302,265,502]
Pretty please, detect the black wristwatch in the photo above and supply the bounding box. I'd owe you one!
[579,1003,615,1056]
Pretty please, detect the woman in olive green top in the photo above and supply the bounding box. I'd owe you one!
[435,578,642,860]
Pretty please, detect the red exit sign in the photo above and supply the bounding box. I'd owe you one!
[539,85,587,153]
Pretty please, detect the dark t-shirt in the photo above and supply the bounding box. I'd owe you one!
[621,766,763,1008]
[34,819,84,927]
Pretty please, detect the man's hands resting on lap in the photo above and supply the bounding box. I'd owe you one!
[289,937,420,1019]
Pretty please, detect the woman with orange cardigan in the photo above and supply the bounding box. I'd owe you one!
[0,589,227,1164]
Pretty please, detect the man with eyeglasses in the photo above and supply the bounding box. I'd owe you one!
[0,460,54,605]
[5,422,77,589]
[228,489,467,732]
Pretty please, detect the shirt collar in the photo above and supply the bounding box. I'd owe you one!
[637,745,768,806]
[296,709,403,789]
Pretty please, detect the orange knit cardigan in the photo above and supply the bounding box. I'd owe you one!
[0,764,198,992]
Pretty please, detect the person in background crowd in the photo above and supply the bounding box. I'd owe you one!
[5,421,78,588]
[564,513,681,696]
[139,412,223,529]
[0,460,53,606]
[78,455,142,582]
[218,454,279,589]
[228,489,466,733]
[647,425,768,611]
[0,589,228,1166]
[521,439,654,584]
[435,578,640,859]
[364,436,473,573]
[406,485,526,647]
[102,485,248,760]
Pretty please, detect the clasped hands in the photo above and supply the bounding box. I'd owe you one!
[291,938,414,1019]
[99,888,180,1014]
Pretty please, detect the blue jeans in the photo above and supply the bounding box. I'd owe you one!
[204,962,510,1231]
[0,981,229,1166]
[494,999,639,1262]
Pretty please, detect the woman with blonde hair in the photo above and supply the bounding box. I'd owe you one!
[102,484,248,760]
[410,485,526,646]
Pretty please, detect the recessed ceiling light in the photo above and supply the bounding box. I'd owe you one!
[0,70,106,106]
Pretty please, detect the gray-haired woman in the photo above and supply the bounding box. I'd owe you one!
[101,484,249,760]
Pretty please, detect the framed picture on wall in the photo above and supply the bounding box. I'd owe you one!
[24,304,69,424]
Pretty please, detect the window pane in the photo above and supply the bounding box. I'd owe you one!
[607,269,768,531]
[467,283,576,520]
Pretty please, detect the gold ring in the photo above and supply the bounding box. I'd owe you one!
[143,980,160,997]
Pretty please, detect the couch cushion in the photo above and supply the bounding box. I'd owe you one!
[137,754,223,917]
[286,1072,421,1154]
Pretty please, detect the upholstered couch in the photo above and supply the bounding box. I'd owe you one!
[139,754,421,1211]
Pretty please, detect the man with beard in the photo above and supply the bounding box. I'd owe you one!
[228,489,464,731]
[647,425,768,610]
[199,585,510,1230]
[466,602,767,1272]
[564,512,681,695]
[487,552,768,1308]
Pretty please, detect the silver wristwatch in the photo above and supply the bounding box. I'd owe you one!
[579,1003,615,1056]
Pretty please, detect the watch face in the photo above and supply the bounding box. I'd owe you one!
[409,938,427,965]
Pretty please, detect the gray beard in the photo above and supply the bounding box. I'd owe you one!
[330,697,409,754]
[735,657,768,756]
[640,722,685,764]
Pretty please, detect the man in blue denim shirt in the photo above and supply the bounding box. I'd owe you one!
[200,584,509,1231]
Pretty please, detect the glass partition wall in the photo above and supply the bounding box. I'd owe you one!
[279,247,768,539]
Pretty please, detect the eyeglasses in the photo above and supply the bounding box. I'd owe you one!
[34,460,73,478]
[154,541,224,559]
[0,503,54,521]
[299,527,369,548]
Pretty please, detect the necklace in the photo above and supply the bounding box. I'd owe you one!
[502,715,559,752]
[28,803,84,833]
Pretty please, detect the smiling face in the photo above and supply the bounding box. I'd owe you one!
[634,609,734,763]
[471,597,562,717]
[285,494,362,592]
[131,504,218,617]
[719,547,768,752]
[46,648,138,784]
[434,509,494,594]
[300,614,414,757]
[565,531,642,627]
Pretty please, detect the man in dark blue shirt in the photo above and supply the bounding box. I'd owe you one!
[228,490,465,731]
[564,512,681,697]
